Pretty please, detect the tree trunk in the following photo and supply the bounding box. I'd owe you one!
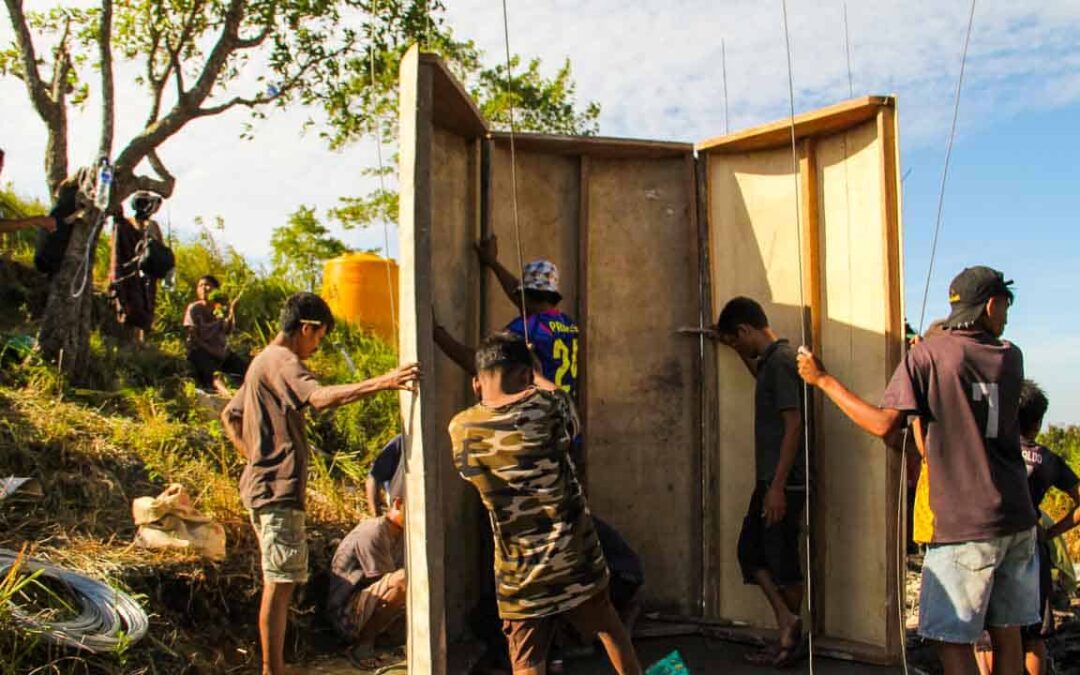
[36,204,106,382]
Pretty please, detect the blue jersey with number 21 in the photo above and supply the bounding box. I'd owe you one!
[505,309,580,399]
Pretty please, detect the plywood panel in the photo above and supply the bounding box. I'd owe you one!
[584,155,701,615]
[815,119,891,647]
[705,146,806,627]
[429,125,482,642]
[485,143,580,333]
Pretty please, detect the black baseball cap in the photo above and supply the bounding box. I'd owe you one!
[942,266,1014,329]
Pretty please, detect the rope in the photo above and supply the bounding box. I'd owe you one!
[721,38,730,134]
[0,548,148,653]
[499,0,531,345]
[916,0,977,334]
[368,32,399,347]
[898,430,911,675]
[780,3,815,673]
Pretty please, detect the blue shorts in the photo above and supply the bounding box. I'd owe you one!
[919,527,1039,643]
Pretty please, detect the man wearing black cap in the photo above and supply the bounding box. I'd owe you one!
[796,266,1038,675]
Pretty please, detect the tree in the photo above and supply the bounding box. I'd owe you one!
[270,205,346,292]
[1,0,435,379]
[324,24,601,232]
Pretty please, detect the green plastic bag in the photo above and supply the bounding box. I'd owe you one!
[645,650,689,675]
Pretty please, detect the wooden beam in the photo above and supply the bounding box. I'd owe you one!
[490,131,692,159]
[878,105,906,663]
[420,52,487,138]
[576,154,590,488]
[399,45,448,675]
[696,96,894,153]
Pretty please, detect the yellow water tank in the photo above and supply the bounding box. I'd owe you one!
[321,252,399,343]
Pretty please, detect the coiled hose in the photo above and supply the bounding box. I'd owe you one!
[0,549,148,653]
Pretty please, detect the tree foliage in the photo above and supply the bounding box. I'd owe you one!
[270,205,346,292]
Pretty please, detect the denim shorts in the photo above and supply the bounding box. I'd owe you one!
[919,527,1039,643]
[250,506,309,584]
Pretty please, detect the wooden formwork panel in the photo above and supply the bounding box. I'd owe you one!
[701,100,903,661]
[705,145,806,627]
[583,155,702,616]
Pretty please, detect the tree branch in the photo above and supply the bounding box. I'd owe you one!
[49,17,72,103]
[3,0,54,119]
[98,0,116,159]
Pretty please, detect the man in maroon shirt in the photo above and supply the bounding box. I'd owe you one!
[797,266,1037,675]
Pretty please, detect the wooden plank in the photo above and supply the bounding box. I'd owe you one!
[878,105,905,662]
[584,153,701,615]
[490,132,692,159]
[696,96,894,154]
[420,53,488,138]
[398,45,447,675]
[814,117,893,651]
[576,155,590,486]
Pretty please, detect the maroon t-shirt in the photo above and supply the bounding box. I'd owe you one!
[881,329,1035,543]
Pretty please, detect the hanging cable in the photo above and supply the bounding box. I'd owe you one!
[780,2,815,672]
[721,38,731,134]
[369,32,399,347]
[499,0,531,345]
[916,0,977,334]
[843,3,854,98]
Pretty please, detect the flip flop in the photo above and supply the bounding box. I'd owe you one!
[743,645,781,665]
[346,643,382,670]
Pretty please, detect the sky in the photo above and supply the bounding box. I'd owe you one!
[2,1,1079,422]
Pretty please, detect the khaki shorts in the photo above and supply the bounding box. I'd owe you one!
[503,588,621,671]
[342,568,407,640]
[249,507,308,584]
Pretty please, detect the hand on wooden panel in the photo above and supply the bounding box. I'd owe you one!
[796,346,827,387]
[383,362,422,392]
[475,235,498,266]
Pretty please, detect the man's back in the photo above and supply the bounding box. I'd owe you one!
[505,310,580,397]
[327,517,404,621]
[882,329,1035,543]
[448,388,607,619]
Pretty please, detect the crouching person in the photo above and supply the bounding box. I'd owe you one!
[449,332,642,675]
[327,496,407,668]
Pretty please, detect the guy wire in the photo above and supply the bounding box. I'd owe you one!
[500,0,531,345]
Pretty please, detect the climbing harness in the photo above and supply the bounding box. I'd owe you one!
[499,0,532,344]
[70,159,112,299]
[779,2,816,672]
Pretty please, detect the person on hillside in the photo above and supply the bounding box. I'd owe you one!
[797,266,1038,675]
[449,332,641,675]
[184,275,248,396]
[220,292,420,675]
[327,495,407,668]
[711,296,806,668]
[365,435,402,517]
[435,236,580,400]
[109,191,167,343]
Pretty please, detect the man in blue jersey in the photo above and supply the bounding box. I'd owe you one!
[434,235,580,400]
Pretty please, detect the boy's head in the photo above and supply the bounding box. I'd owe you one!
[519,259,561,311]
[196,275,220,301]
[715,296,771,359]
[472,331,534,398]
[1018,379,1048,440]
[280,292,335,359]
[942,266,1014,337]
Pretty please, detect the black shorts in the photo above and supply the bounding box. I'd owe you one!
[188,348,248,389]
[737,481,805,587]
[1021,541,1054,641]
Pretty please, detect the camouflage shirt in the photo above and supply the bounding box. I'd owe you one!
[449,388,608,619]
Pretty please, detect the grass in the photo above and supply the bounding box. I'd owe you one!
[0,317,400,673]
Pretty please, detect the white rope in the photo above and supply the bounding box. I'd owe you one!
[917,0,977,334]
[721,38,730,134]
[780,3,815,673]
[843,3,854,98]
[499,0,531,345]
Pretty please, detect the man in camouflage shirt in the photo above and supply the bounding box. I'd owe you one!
[449,332,641,675]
